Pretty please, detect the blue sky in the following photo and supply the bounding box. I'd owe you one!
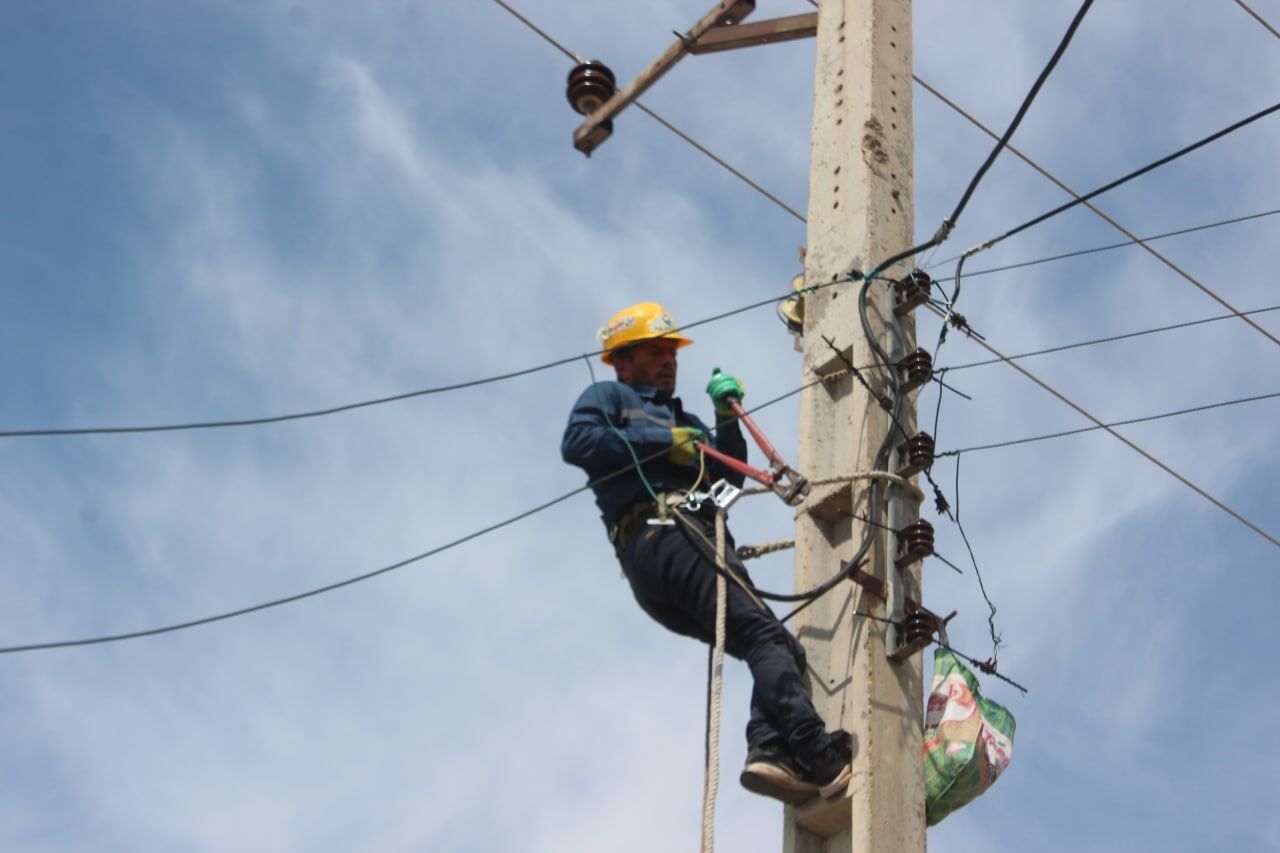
[2,1,1278,850]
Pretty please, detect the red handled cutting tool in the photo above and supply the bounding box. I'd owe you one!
[696,398,810,506]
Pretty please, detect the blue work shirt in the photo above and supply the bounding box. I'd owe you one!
[561,381,749,528]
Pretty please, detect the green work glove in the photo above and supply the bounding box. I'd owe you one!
[669,426,705,467]
[706,367,745,416]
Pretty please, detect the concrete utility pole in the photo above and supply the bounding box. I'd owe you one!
[787,0,925,850]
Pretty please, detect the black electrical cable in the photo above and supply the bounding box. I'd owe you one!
[975,101,1280,254]
[673,511,875,605]
[869,0,1096,279]
[916,74,1280,353]
[943,0,1095,230]
[938,390,1280,456]
[0,358,591,438]
[0,486,588,655]
[777,563,893,626]
[0,376,825,655]
[951,453,1001,662]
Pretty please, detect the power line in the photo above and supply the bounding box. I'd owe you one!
[0,359,590,438]
[17,288,1269,442]
[0,488,588,655]
[633,103,806,222]
[0,378,820,655]
[929,207,1280,279]
[943,0,1095,232]
[1234,0,1280,40]
[490,0,577,61]
[925,301,1280,548]
[916,73,1280,351]
[490,0,805,223]
[870,0,1096,278]
[944,304,1280,371]
[951,453,1001,663]
[975,101,1280,253]
[20,7,1251,441]
[939,390,1280,456]
[0,275,861,438]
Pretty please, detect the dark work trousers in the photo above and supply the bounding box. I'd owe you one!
[619,512,832,764]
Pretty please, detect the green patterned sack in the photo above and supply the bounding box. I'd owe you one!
[922,648,1016,826]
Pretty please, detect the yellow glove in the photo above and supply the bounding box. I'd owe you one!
[669,426,705,467]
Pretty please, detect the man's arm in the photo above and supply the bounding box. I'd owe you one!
[561,382,674,471]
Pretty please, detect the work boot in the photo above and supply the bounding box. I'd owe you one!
[797,731,854,799]
[739,743,820,805]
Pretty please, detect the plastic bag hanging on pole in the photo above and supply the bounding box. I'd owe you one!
[922,648,1016,825]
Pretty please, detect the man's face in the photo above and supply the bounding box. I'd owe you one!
[615,339,679,392]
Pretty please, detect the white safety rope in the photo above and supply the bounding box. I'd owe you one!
[700,509,728,853]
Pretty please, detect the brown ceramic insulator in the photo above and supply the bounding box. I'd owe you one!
[902,518,935,553]
[893,270,932,316]
[566,61,617,116]
[895,432,935,477]
[895,519,935,568]
[899,348,933,393]
[908,432,935,468]
[902,611,937,647]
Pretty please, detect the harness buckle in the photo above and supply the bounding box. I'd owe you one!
[707,479,741,511]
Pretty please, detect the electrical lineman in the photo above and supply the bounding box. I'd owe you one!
[560,302,854,804]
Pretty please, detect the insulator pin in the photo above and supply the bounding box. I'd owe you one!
[895,518,935,568]
[895,431,935,478]
[898,348,933,394]
[893,270,931,316]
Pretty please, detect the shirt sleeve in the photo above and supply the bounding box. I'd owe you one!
[561,382,674,472]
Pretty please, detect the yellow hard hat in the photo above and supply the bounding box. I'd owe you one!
[598,302,694,364]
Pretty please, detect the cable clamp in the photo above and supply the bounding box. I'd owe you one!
[962,239,995,258]
[932,219,954,245]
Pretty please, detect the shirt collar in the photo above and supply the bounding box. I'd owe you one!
[630,384,682,411]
